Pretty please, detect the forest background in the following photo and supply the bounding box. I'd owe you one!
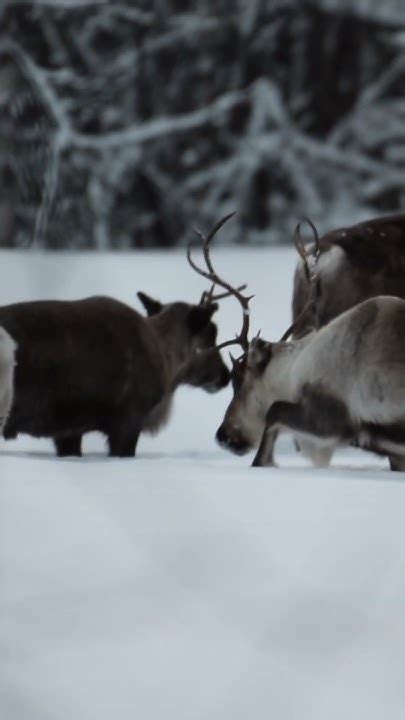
[1,0,404,249]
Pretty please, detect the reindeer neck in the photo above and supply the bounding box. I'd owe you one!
[148,315,190,388]
[266,333,316,399]
[286,331,316,354]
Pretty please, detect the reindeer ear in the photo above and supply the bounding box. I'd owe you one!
[137,292,163,316]
[249,339,272,373]
[188,303,218,334]
[257,342,272,372]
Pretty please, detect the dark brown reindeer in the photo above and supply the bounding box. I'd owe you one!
[0,231,235,457]
[209,220,405,472]
[292,213,405,338]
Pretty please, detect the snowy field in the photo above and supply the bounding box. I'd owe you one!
[1,246,405,720]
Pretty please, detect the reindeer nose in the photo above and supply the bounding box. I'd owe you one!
[216,423,229,447]
[216,424,251,455]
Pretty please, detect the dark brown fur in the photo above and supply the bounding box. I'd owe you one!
[1,294,229,457]
[292,213,405,338]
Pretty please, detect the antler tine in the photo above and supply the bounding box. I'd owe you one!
[201,211,236,275]
[293,221,305,258]
[215,288,254,352]
[203,283,247,303]
[198,283,248,306]
[190,214,239,289]
[280,217,321,342]
[294,218,321,281]
[294,217,320,254]
[303,216,320,255]
[199,283,216,305]
[187,243,212,283]
[294,222,311,283]
[187,212,252,353]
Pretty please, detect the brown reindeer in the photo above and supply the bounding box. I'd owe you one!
[0,253,233,456]
[292,213,405,338]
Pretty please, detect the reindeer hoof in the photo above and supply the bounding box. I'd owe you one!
[251,456,276,468]
[389,456,405,472]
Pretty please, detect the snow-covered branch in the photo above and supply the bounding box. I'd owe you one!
[71,88,248,150]
[0,40,71,142]
[3,0,404,249]
[6,1,108,6]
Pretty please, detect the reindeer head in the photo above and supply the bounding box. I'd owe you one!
[137,292,230,393]
[216,337,278,454]
[216,217,322,456]
[182,301,231,392]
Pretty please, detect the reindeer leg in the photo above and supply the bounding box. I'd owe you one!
[252,427,278,467]
[108,414,142,458]
[252,393,353,468]
[108,431,140,458]
[54,435,82,457]
[389,456,405,472]
[357,424,405,471]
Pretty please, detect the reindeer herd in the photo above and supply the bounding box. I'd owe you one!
[0,211,405,471]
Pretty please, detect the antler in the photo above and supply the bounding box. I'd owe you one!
[293,216,320,284]
[280,217,321,342]
[187,212,253,352]
[199,283,247,306]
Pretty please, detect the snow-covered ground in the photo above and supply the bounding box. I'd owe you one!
[1,247,404,720]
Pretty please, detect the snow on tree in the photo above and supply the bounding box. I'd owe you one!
[1,0,404,249]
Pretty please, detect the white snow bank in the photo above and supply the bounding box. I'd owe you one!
[1,247,403,720]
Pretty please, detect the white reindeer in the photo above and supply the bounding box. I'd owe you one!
[219,296,405,471]
[0,327,16,437]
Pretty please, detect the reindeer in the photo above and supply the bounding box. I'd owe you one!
[0,327,16,437]
[0,268,232,456]
[250,294,405,472]
[188,214,405,472]
[292,213,405,338]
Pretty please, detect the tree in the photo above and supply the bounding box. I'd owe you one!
[1,0,404,248]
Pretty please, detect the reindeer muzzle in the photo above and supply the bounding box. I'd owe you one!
[216,423,251,455]
[202,366,230,393]
[215,366,231,390]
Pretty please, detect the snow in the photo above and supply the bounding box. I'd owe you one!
[1,246,405,720]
